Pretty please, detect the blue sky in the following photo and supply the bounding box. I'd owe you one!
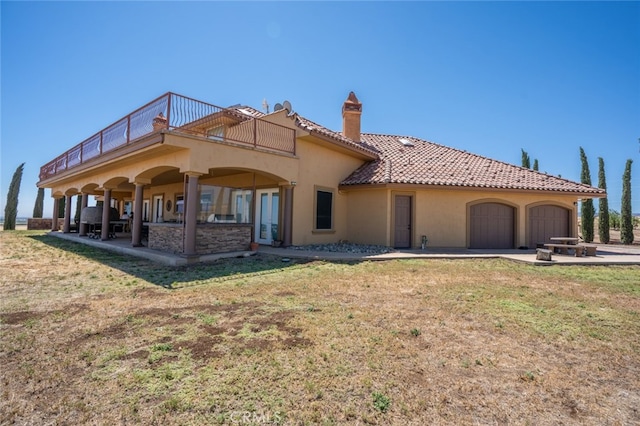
[1,1,639,218]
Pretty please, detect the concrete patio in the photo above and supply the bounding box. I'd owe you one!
[48,231,640,266]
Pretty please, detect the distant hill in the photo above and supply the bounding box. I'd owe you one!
[0,217,28,225]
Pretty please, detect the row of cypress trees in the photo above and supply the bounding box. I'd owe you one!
[522,148,634,245]
[579,148,634,245]
[3,166,77,230]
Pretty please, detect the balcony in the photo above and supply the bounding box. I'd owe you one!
[39,92,296,181]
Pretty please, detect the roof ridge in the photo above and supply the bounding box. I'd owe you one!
[293,113,379,158]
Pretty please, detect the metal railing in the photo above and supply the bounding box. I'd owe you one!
[39,93,296,181]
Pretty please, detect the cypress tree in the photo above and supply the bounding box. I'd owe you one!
[620,159,634,245]
[32,187,45,218]
[58,196,66,219]
[521,149,531,169]
[579,147,595,243]
[533,159,539,171]
[597,158,610,244]
[3,163,25,230]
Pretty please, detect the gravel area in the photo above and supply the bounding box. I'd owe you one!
[289,242,395,254]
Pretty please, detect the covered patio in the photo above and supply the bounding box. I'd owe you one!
[39,93,299,258]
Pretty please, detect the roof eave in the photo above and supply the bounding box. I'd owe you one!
[339,181,607,196]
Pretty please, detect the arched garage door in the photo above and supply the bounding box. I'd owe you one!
[470,203,515,249]
[529,205,570,247]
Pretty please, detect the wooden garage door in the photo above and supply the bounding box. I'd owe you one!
[470,203,515,249]
[529,205,570,247]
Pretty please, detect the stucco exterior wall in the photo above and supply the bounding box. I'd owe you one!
[164,134,299,183]
[290,138,367,246]
[343,187,577,248]
[142,182,184,222]
[345,188,390,245]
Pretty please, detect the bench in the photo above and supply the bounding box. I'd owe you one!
[544,243,598,257]
[544,243,585,257]
[582,244,598,256]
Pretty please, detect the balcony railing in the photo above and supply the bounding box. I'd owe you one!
[39,92,296,181]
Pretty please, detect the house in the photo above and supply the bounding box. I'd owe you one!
[37,92,605,258]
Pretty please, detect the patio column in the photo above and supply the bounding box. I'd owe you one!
[131,182,146,247]
[63,194,72,233]
[282,185,294,247]
[51,196,61,232]
[101,188,112,241]
[79,193,89,236]
[184,172,201,256]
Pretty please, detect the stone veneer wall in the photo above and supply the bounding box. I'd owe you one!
[149,225,184,254]
[27,218,53,230]
[196,224,251,254]
[149,224,252,255]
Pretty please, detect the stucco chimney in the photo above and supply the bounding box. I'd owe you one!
[152,112,167,131]
[342,91,362,142]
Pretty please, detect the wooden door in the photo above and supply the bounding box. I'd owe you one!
[394,195,412,248]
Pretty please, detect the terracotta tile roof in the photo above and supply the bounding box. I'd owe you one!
[294,115,378,157]
[229,105,266,118]
[234,103,602,195]
[341,133,605,195]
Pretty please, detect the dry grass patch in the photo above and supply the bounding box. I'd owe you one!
[1,231,639,424]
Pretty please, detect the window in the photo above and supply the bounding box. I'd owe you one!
[123,201,133,215]
[315,187,334,231]
[142,199,150,222]
[175,194,184,214]
[198,185,252,224]
[207,125,224,141]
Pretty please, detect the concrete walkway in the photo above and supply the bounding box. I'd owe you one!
[48,231,640,266]
[259,245,640,266]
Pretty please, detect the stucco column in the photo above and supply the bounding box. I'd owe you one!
[184,173,201,256]
[101,189,112,241]
[282,185,294,247]
[79,193,89,236]
[131,182,145,247]
[63,194,73,233]
[51,197,61,232]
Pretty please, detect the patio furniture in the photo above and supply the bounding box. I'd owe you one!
[80,206,121,239]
